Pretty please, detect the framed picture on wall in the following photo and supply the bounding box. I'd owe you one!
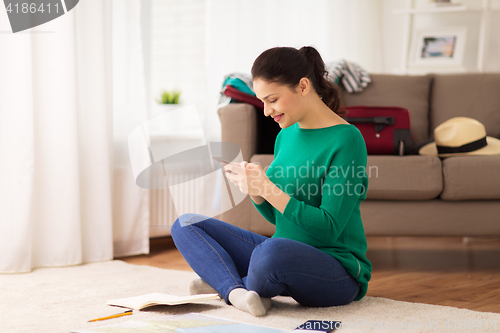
[410,27,467,68]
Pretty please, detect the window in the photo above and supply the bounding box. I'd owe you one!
[142,0,207,125]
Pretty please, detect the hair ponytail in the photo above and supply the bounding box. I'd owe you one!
[298,46,343,116]
[251,46,344,116]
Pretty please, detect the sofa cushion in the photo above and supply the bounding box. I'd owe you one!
[440,155,500,200]
[431,73,500,140]
[360,200,500,236]
[342,74,432,150]
[365,156,442,200]
[251,154,443,201]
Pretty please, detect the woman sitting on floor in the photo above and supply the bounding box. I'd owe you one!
[171,46,372,317]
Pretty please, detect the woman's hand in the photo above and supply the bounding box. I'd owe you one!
[223,161,268,197]
[224,160,290,213]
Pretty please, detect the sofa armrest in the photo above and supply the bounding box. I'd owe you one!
[218,103,258,161]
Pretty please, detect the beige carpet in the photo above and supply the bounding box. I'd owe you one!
[1,260,499,333]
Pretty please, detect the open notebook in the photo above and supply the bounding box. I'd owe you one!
[106,293,220,310]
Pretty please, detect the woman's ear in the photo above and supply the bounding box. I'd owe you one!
[297,77,310,96]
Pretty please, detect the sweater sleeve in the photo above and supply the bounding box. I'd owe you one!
[282,131,368,243]
[249,128,283,225]
[250,197,276,225]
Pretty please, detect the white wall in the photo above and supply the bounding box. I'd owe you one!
[203,0,387,142]
[143,0,500,144]
[381,0,500,73]
[381,0,412,73]
[204,0,342,142]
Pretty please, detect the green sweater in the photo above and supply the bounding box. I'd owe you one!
[251,122,372,301]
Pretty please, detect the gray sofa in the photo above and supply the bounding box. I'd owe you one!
[217,73,500,237]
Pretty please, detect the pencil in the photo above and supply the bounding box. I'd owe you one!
[88,310,133,322]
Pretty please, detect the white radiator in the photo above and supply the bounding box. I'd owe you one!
[149,172,203,238]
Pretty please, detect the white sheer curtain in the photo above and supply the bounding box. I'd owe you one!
[111,0,150,257]
[203,0,383,143]
[0,0,149,273]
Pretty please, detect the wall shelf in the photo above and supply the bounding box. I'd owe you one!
[394,6,475,14]
[394,5,499,14]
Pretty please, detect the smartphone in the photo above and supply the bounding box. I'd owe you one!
[295,320,341,332]
[212,156,231,165]
[212,156,237,174]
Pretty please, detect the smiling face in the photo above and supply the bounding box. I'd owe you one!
[253,78,308,129]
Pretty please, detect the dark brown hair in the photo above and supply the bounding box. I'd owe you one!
[251,46,344,116]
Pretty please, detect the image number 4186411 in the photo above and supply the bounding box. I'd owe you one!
[4,0,80,33]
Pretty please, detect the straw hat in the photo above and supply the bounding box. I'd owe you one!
[419,117,500,157]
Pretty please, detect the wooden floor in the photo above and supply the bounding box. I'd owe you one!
[121,236,500,313]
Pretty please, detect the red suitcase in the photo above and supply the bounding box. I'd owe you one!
[222,85,264,110]
[340,106,413,155]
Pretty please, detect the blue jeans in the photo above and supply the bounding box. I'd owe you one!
[170,213,360,307]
